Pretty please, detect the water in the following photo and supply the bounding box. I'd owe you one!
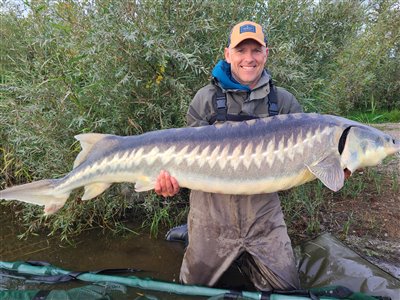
[0,207,202,299]
[0,211,182,278]
[1,206,399,300]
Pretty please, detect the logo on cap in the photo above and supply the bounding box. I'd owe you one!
[239,24,256,34]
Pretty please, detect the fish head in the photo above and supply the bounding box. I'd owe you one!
[341,125,400,173]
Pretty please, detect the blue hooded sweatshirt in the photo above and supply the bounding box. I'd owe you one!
[211,60,251,91]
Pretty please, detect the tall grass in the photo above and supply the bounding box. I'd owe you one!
[346,109,400,124]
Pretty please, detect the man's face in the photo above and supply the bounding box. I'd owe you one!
[225,39,268,89]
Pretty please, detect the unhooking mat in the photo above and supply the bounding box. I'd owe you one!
[295,233,399,300]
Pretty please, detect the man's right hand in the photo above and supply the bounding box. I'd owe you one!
[154,170,180,198]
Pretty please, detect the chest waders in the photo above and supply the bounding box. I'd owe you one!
[208,77,279,125]
[165,77,279,246]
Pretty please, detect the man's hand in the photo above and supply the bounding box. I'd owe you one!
[154,170,180,197]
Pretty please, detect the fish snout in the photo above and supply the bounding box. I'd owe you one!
[391,139,400,160]
[394,143,400,158]
[393,138,400,153]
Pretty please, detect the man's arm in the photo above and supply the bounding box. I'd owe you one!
[275,87,303,114]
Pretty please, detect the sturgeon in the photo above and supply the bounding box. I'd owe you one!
[1,113,399,215]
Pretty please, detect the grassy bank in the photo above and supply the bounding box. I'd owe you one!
[346,110,400,124]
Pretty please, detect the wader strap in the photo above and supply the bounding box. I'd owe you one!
[210,77,278,125]
[215,88,228,122]
[268,79,279,116]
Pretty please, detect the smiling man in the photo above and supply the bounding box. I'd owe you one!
[155,21,303,291]
[225,23,268,89]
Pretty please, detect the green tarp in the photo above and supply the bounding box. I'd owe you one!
[296,233,399,300]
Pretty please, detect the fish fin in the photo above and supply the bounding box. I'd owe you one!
[134,178,155,192]
[0,179,69,215]
[82,182,112,200]
[306,157,344,192]
[73,133,112,168]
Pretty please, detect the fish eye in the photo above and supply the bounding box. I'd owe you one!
[384,136,394,144]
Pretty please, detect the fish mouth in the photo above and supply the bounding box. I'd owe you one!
[391,148,400,157]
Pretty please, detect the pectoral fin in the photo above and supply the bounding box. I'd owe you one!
[306,157,344,192]
[82,182,112,200]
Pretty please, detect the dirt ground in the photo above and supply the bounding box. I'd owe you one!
[318,123,400,278]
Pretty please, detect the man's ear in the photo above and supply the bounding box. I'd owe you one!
[265,47,269,58]
[224,47,231,63]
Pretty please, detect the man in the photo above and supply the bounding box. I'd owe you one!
[155,21,302,291]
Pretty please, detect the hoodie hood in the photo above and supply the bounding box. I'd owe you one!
[211,60,251,91]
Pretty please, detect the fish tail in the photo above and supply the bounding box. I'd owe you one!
[0,179,69,215]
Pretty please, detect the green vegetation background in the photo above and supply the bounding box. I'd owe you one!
[0,0,399,239]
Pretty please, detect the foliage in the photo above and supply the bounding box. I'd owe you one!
[328,1,400,112]
[347,109,400,123]
[0,0,399,238]
[267,0,367,112]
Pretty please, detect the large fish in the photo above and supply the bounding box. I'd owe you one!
[1,113,399,215]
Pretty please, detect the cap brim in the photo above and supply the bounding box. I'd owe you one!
[230,36,266,48]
